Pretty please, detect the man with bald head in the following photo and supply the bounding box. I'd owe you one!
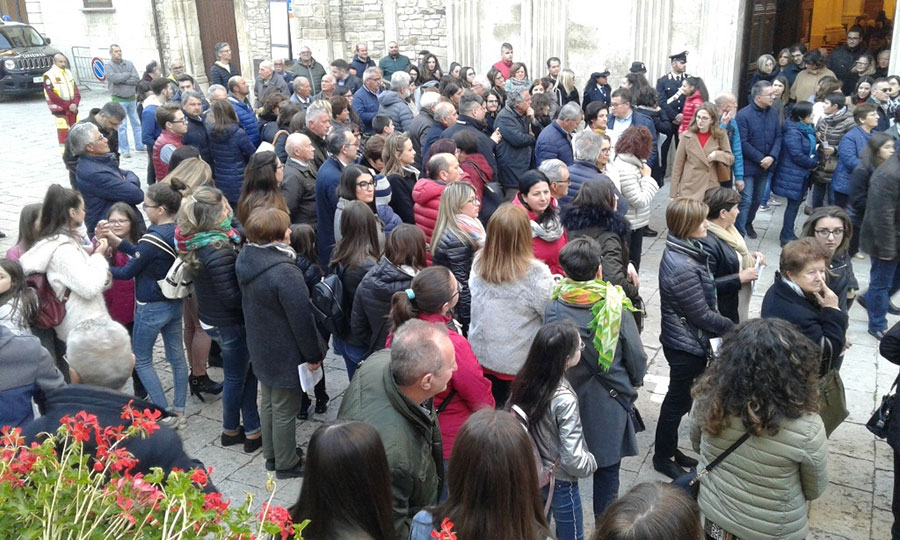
[421,101,458,162]
[43,53,81,150]
[414,153,462,246]
[379,41,411,81]
[283,132,318,227]
[254,59,289,108]
[290,76,313,109]
[350,42,376,77]
[312,74,336,102]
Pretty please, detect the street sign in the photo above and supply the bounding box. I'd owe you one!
[90,57,105,82]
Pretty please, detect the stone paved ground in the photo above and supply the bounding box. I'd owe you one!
[1,89,897,538]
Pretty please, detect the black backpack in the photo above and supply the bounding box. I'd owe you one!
[310,268,350,338]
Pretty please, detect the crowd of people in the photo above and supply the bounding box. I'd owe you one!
[2,22,900,539]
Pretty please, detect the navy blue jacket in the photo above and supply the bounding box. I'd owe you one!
[583,83,612,113]
[0,327,64,429]
[193,243,244,327]
[535,120,575,166]
[441,115,498,173]
[494,105,536,188]
[353,86,381,134]
[206,123,256,206]
[421,122,447,167]
[141,104,160,148]
[658,235,734,357]
[833,125,871,195]
[608,111,658,170]
[736,101,783,178]
[182,111,213,166]
[236,244,325,388]
[227,94,260,146]
[350,55,375,78]
[656,72,686,121]
[75,153,144,236]
[772,120,818,201]
[22,385,210,482]
[315,157,345,266]
[109,223,177,303]
[562,160,628,218]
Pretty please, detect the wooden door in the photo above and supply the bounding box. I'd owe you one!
[195,0,240,81]
[0,0,28,23]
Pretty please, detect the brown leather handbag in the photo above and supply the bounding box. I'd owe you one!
[714,161,732,183]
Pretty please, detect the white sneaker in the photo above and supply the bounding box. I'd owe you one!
[768,199,782,207]
[759,205,771,212]
[159,414,185,430]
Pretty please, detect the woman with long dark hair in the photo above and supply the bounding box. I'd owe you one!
[512,170,568,275]
[330,200,381,379]
[653,198,733,480]
[848,132,894,256]
[506,321,596,540]
[236,150,289,225]
[290,421,395,540]
[690,319,827,539]
[409,408,553,540]
[205,99,256,207]
[677,76,709,135]
[419,54,442,84]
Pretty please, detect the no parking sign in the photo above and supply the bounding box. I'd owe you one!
[90,57,105,82]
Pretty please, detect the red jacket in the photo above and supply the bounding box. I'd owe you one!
[678,90,704,135]
[152,130,183,181]
[413,177,446,248]
[459,153,493,202]
[492,59,513,80]
[512,195,568,276]
[424,313,495,460]
[102,249,135,325]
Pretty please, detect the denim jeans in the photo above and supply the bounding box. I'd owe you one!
[543,479,585,540]
[760,171,773,207]
[592,461,621,520]
[333,336,368,380]
[115,99,145,153]
[780,198,802,246]
[132,300,188,413]
[811,180,833,208]
[655,347,707,459]
[736,173,767,235]
[205,325,261,435]
[866,258,900,333]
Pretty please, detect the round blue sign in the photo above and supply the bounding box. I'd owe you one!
[91,57,105,82]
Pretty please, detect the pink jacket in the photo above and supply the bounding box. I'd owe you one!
[103,249,135,325]
[423,313,495,460]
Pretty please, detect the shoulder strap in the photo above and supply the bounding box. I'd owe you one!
[138,233,177,259]
[436,389,457,414]
[272,129,289,146]
[701,432,751,476]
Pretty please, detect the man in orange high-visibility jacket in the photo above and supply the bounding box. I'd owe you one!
[43,53,81,151]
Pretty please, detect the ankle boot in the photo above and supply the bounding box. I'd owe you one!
[190,373,224,402]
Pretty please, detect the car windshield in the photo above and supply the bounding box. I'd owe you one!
[0,26,45,50]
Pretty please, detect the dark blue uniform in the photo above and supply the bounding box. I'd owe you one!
[656,72,688,122]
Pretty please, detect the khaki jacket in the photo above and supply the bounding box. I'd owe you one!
[671,130,734,201]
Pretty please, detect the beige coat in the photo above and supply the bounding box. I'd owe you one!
[670,130,734,201]
[690,410,828,540]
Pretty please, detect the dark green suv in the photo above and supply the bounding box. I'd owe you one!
[0,20,61,96]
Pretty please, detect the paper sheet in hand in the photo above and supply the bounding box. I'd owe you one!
[298,363,323,392]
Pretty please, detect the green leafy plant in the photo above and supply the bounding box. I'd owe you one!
[0,403,307,539]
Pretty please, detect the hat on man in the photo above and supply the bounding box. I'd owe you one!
[629,62,646,74]
[591,70,611,79]
[669,51,688,63]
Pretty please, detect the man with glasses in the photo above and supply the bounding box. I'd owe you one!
[152,104,189,180]
[829,25,870,87]
[69,122,143,236]
[782,43,807,86]
[289,46,327,94]
[735,81,782,239]
[354,67,384,135]
[539,159,572,201]
[868,78,892,132]
[316,128,361,265]
[272,58,294,92]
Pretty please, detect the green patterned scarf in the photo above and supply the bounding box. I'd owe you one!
[552,278,640,371]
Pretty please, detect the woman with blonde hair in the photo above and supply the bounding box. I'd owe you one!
[749,53,777,89]
[432,181,484,334]
[557,68,580,106]
[468,204,553,406]
[670,102,734,201]
[161,157,213,194]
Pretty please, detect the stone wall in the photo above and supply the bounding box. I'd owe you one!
[234,0,271,74]
[396,0,446,64]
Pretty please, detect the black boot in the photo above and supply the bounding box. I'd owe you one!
[673,448,699,468]
[190,373,224,402]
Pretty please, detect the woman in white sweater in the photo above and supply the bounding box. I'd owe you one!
[20,185,111,344]
[468,203,553,407]
[613,125,659,270]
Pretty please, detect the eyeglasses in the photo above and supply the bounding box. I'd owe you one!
[356,180,375,189]
[814,228,844,238]
[142,202,161,209]
[464,197,479,205]
[276,163,284,170]
[89,134,107,144]
[172,118,188,124]
[108,219,129,225]
[600,147,611,154]
[580,340,586,351]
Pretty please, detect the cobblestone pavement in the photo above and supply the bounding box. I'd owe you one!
[1,89,897,537]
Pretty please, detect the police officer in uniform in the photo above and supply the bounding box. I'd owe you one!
[655,51,690,184]
[583,70,612,114]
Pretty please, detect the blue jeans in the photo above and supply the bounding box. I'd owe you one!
[205,325,260,435]
[761,171,773,207]
[115,99,145,152]
[333,336,367,380]
[866,258,900,333]
[592,461,621,520]
[543,479,585,540]
[736,173,767,235]
[780,198,802,246]
[132,300,188,413]
[811,180,833,208]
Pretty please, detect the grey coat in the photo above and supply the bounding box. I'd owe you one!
[104,59,139,99]
[545,298,647,467]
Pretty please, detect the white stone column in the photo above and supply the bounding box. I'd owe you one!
[633,0,674,82]
[696,0,744,95]
[891,1,900,76]
[383,0,398,50]
[447,0,479,68]
[519,0,566,78]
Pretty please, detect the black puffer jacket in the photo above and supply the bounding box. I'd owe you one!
[659,235,733,356]
[697,233,742,324]
[433,230,477,331]
[335,259,376,347]
[827,250,858,313]
[192,244,244,327]
[350,257,416,353]
[562,205,638,302]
